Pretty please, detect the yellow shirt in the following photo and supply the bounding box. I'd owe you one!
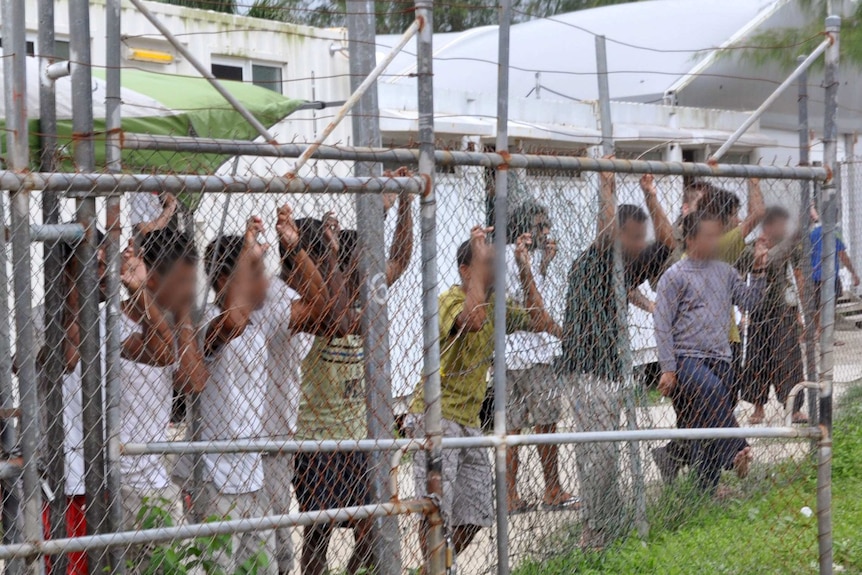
[410,285,530,428]
[718,227,746,344]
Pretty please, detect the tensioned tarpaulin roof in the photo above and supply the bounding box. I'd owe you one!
[1,61,304,175]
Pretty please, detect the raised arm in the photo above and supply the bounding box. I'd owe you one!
[120,247,176,367]
[456,226,493,333]
[204,217,262,356]
[134,193,177,237]
[596,166,616,242]
[173,310,208,393]
[514,233,561,337]
[640,174,675,249]
[275,204,329,335]
[386,169,415,286]
[739,178,766,238]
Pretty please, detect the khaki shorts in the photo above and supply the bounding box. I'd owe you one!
[506,363,562,429]
[411,417,493,528]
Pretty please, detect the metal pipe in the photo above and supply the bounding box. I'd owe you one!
[413,1,445,573]
[3,1,45,572]
[389,445,410,502]
[289,18,420,176]
[37,15,67,574]
[29,224,85,243]
[121,426,822,455]
[125,0,275,142]
[69,0,109,570]
[817,429,833,575]
[45,61,71,81]
[347,0,402,570]
[817,15,840,575]
[0,194,23,575]
[121,135,830,180]
[709,37,831,163]
[104,0,125,569]
[797,54,819,438]
[785,382,822,427]
[0,500,434,561]
[0,172,425,196]
[492,0,513,571]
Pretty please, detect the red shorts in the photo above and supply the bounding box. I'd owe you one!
[42,495,88,575]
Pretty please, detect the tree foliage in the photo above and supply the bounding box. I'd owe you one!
[732,0,862,68]
[158,0,640,33]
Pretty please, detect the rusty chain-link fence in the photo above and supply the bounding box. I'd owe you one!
[0,1,848,574]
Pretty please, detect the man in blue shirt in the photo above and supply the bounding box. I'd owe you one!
[810,208,859,335]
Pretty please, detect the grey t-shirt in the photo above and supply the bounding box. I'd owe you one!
[654,258,765,373]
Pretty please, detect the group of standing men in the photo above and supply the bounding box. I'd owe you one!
[412,167,854,558]
[30,163,858,574]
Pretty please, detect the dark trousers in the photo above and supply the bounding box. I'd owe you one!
[671,356,748,491]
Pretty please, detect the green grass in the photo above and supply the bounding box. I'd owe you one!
[514,385,862,575]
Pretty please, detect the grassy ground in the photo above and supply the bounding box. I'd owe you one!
[514,385,862,575]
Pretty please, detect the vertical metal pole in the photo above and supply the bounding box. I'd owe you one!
[347,1,402,573]
[595,34,648,539]
[797,55,819,435]
[817,15,840,575]
[69,0,108,572]
[413,3,445,575]
[38,0,70,571]
[492,0,512,572]
[843,134,859,291]
[4,0,45,572]
[104,0,126,571]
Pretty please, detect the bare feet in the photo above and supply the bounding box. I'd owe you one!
[791,411,809,424]
[749,405,765,425]
[542,489,581,510]
[733,446,753,479]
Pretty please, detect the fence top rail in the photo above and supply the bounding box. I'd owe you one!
[121,426,822,456]
[122,133,829,181]
[0,171,425,196]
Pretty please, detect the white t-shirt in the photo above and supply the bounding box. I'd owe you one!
[116,309,174,491]
[504,245,561,370]
[200,281,295,494]
[264,280,313,438]
[29,304,102,497]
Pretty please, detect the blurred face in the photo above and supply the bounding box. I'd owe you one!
[763,216,789,246]
[531,213,551,250]
[149,260,197,315]
[459,245,495,290]
[619,219,648,260]
[687,219,723,259]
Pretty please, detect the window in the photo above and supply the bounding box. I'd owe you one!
[54,40,70,60]
[211,58,285,94]
[0,39,35,56]
[252,64,282,93]
[211,63,244,82]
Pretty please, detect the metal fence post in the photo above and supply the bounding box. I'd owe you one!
[595,34,648,539]
[817,15,840,575]
[492,0,513,572]
[797,54,819,444]
[38,1,70,572]
[69,1,108,572]
[346,0,402,572]
[413,2,445,574]
[104,0,126,571]
[3,0,44,572]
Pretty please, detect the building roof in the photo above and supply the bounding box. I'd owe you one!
[379,0,783,102]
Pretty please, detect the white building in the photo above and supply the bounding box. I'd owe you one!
[11,0,858,398]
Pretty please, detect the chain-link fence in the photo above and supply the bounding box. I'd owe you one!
[0,1,848,574]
